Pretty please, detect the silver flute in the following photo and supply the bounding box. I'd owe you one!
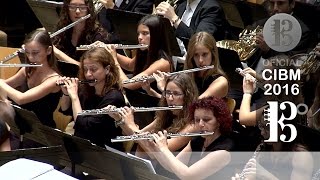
[56,79,97,86]
[111,131,214,142]
[0,14,91,64]
[123,65,215,84]
[0,63,43,68]
[76,44,149,50]
[78,106,183,115]
[235,68,266,91]
[238,143,264,180]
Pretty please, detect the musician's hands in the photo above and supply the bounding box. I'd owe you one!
[98,0,115,9]
[104,44,118,65]
[57,77,79,99]
[153,70,168,92]
[117,106,136,127]
[156,2,178,24]
[103,105,121,121]
[141,79,152,92]
[242,68,263,82]
[151,130,169,151]
[243,75,256,95]
[255,33,270,53]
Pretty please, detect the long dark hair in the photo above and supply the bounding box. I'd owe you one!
[24,29,59,77]
[133,15,173,76]
[52,0,109,48]
[78,47,122,99]
[154,74,198,133]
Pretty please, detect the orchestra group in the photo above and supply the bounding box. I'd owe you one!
[0,0,320,179]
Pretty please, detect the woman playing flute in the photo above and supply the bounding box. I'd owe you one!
[104,14,174,90]
[106,73,199,154]
[139,96,234,180]
[0,29,61,128]
[184,32,229,99]
[57,47,125,151]
[52,0,111,77]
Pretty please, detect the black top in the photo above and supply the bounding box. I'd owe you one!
[174,0,231,47]
[18,81,60,128]
[189,135,234,180]
[74,89,125,151]
[195,74,222,95]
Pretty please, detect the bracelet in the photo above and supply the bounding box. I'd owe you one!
[243,92,252,95]
[63,93,69,96]
[115,118,125,127]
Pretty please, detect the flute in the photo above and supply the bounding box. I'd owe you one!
[238,143,264,180]
[76,44,149,51]
[56,79,97,86]
[78,106,183,115]
[111,131,214,142]
[0,14,91,64]
[0,63,43,68]
[235,68,266,91]
[123,65,215,84]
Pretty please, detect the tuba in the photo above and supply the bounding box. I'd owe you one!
[216,25,263,61]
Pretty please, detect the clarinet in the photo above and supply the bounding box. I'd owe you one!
[111,131,214,142]
[238,143,264,180]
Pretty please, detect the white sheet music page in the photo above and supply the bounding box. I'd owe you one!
[0,158,53,179]
[126,153,156,174]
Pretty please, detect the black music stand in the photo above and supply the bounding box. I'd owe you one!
[12,105,48,147]
[0,146,63,167]
[105,9,181,56]
[26,0,62,32]
[41,125,168,179]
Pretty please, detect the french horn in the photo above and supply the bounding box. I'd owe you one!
[216,25,263,61]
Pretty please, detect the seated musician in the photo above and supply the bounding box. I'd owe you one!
[103,14,174,90]
[307,79,320,131]
[155,0,231,55]
[184,32,229,99]
[57,47,125,151]
[52,0,111,77]
[139,96,234,180]
[0,29,61,128]
[149,32,229,99]
[98,0,154,32]
[106,73,199,154]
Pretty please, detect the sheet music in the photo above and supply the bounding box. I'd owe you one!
[0,158,77,180]
[105,145,129,157]
[0,158,53,179]
[126,153,156,174]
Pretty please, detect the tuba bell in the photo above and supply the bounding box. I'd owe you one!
[216,25,263,61]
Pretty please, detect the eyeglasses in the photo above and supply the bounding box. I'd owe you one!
[163,90,184,99]
[68,5,88,12]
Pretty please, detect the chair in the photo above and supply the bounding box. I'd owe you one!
[0,30,7,47]
[226,97,236,113]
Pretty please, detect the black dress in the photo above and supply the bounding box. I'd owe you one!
[73,89,125,151]
[189,135,234,180]
[195,74,222,95]
[17,81,60,128]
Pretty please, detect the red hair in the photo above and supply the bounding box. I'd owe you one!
[188,97,232,134]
